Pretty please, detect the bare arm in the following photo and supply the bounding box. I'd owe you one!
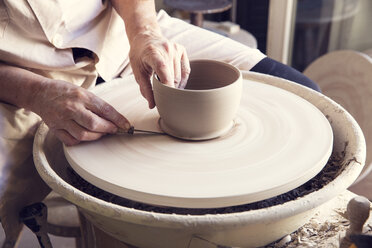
[0,62,46,110]
[110,0,160,39]
[110,0,190,108]
[0,62,131,145]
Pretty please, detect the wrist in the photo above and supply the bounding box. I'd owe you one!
[126,21,162,45]
[129,27,162,45]
[110,0,161,42]
[0,63,51,112]
[26,77,51,115]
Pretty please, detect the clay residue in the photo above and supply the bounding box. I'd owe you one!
[67,142,357,216]
[264,213,372,248]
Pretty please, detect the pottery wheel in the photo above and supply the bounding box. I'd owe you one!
[64,73,333,208]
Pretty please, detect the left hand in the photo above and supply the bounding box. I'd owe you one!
[129,31,190,109]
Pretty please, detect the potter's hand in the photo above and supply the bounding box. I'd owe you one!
[32,80,131,146]
[110,0,190,108]
[129,31,190,109]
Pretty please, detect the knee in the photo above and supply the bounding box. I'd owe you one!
[250,57,321,92]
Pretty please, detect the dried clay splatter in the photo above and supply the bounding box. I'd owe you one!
[264,215,372,248]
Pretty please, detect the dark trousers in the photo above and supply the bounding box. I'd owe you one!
[250,57,320,92]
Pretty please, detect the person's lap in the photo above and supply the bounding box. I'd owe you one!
[250,57,320,92]
[0,103,51,243]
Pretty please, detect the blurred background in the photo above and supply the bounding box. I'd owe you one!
[156,0,372,71]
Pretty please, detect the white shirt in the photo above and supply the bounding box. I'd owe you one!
[0,0,130,85]
[0,2,267,238]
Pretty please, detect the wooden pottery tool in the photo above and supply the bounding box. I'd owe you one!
[340,196,371,248]
[117,126,165,135]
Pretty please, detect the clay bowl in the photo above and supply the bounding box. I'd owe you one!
[34,72,366,248]
[153,59,242,140]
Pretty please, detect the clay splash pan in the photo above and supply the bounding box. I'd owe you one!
[66,148,345,215]
[63,74,333,209]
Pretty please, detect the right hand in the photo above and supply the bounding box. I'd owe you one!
[129,31,190,109]
[32,80,131,146]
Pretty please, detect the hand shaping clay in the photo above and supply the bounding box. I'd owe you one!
[153,59,242,140]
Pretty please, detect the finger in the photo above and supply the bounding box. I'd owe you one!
[65,120,104,142]
[173,45,182,88]
[73,108,118,133]
[179,50,191,89]
[147,53,174,87]
[87,97,132,131]
[54,129,80,146]
[140,84,155,109]
[131,65,155,109]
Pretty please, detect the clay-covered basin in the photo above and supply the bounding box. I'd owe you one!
[33,72,366,248]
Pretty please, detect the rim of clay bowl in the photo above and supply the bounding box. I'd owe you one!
[33,71,366,229]
[153,59,242,93]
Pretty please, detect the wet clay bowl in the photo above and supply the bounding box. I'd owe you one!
[153,59,242,140]
[34,72,366,248]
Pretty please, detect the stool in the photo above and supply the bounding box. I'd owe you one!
[164,0,232,27]
[20,192,81,248]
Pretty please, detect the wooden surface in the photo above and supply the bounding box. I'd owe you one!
[64,75,333,209]
[304,50,372,182]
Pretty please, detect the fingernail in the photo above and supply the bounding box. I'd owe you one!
[179,79,187,89]
[175,77,181,87]
[124,122,131,131]
[164,77,175,88]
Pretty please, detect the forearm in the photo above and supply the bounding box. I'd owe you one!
[109,0,190,106]
[0,62,49,111]
[0,61,131,145]
[110,0,161,43]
